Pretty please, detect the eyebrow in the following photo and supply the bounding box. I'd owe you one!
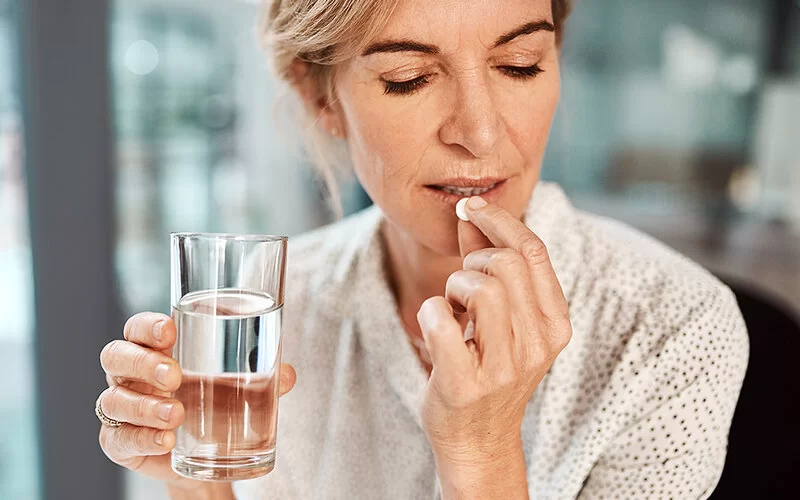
[493,20,555,47]
[360,19,555,57]
[361,40,439,57]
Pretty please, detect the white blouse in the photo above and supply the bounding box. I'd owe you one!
[233,182,749,500]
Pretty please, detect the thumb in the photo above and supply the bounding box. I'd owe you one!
[457,219,493,260]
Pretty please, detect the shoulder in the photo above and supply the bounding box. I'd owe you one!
[575,210,741,328]
[563,209,749,392]
[562,207,749,386]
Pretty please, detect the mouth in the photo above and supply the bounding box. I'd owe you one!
[432,184,498,196]
[423,178,509,205]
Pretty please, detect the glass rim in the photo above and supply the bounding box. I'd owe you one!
[170,232,288,243]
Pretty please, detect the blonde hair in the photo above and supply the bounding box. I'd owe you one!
[259,0,573,215]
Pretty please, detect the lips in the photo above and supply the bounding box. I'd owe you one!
[423,178,509,205]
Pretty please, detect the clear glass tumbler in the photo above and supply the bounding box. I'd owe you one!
[169,232,287,481]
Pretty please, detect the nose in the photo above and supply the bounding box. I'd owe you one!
[438,71,503,158]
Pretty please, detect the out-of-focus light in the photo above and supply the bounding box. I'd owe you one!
[728,167,761,211]
[720,55,759,94]
[124,40,159,76]
[662,24,720,90]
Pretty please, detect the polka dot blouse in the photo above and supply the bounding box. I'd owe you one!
[233,182,749,500]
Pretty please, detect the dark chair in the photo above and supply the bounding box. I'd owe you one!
[710,277,799,499]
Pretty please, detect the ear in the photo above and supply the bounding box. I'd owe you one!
[287,59,345,139]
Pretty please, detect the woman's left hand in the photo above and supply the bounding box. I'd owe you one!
[417,196,572,498]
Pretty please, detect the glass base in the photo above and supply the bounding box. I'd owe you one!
[172,450,275,481]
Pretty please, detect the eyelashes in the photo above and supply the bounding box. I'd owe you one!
[497,64,544,79]
[382,64,545,96]
[383,75,430,95]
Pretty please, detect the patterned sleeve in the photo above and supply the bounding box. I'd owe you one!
[577,286,749,499]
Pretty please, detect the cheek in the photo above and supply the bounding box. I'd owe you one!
[343,98,431,201]
[504,77,560,163]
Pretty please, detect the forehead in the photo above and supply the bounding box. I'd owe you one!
[375,0,553,50]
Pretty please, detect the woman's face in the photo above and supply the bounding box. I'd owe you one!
[332,0,560,256]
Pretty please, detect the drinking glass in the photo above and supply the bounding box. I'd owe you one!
[169,232,287,481]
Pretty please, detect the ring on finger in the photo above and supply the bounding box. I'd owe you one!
[95,393,123,428]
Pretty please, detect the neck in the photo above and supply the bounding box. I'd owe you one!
[380,219,462,341]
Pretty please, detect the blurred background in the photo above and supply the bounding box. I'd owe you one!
[1,0,798,498]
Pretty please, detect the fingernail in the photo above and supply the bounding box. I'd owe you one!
[467,196,487,210]
[153,320,165,342]
[154,431,165,446]
[157,403,173,422]
[155,363,170,385]
[417,303,434,331]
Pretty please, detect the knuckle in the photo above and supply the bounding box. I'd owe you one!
[130,425,152,453]
[111,426,130,454]
[100,340,126,373]
[122,315,138,341]
[487,209,506,227]
[133,395,150,422]
[543,307,572,332]
[526,343,549,369]
[130,348,155,377]
[444,271,463,292]
[102,386,121,416]
[517,236,549,266]
[489,248,524,270]
[98,427,112,454]
[473,277,504,305]
[554,325,573,352]
[100,428,128,465]
[421,295,444,311]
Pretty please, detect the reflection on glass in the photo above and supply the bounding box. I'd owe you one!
[0,2,40,499]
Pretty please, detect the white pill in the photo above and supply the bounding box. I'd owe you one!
[456,197,470,222]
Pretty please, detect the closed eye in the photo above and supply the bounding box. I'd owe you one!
[382,64,545,96]
[383,75,430,95]
[497,64,544,79]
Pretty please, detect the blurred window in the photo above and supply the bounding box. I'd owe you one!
[540,0,800,312]
[0,0,40,498]
[543,0,799,228]
[112,0,368,318]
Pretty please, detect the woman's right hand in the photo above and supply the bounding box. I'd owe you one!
[97,312,297,494]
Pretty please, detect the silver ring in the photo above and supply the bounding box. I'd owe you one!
[95,393,123,428]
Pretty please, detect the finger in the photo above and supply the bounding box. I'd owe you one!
[458,219,493,260]
[445,270,513,372]
[463,248,538,345]
[100,386,184,430]
[279,363,296,397]
[100,340,182,392]
[124,312,176,354]
[417,297,474,377]
[107,376,173,399]
[99,423,175,464]
[463,196,568,320]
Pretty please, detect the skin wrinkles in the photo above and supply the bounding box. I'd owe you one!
[318,0,561,341]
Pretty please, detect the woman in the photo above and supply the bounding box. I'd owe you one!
[96,0,749,498]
